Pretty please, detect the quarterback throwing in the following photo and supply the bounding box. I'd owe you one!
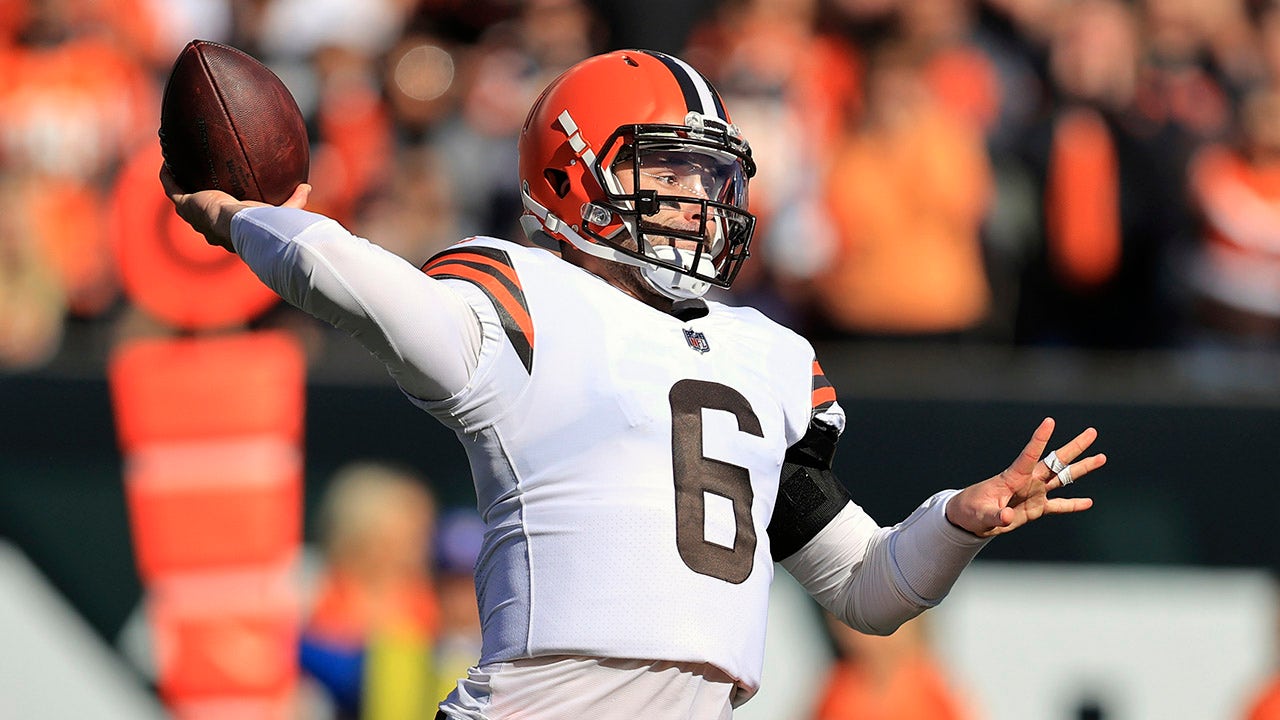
[164,50,1105,720]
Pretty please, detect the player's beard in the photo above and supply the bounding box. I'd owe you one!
[611,256,674,308]
[606,229,707,309]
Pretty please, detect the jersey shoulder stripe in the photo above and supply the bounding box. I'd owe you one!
[811,360,836,413]
[422,246,534,373]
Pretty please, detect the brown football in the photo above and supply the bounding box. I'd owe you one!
[159,40,309,205]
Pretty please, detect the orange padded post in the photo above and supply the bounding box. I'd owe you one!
[109,332,305,452]
[109,331,306,718]
[123,438,301,580]
[148,568,299,702]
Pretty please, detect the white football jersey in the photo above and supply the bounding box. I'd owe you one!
[232,208,990,719]
[408,237,844,696]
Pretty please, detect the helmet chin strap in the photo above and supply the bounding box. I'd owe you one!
[641,244,714,300]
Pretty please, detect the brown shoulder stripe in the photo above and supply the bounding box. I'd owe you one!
[422,247,533,373]
[811,360,836,412]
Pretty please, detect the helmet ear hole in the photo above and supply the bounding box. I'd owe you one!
[543,168,571,199]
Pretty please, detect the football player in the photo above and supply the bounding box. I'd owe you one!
[163,49,1105,720]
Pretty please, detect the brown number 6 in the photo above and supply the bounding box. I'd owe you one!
[669,379,762,584]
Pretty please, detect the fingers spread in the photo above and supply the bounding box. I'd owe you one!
[1043,496,1094,516]
[1037,427,1103,485]
[1055,427,1099,465]
[1046,452,1107,491]
[1012,417,1056,476]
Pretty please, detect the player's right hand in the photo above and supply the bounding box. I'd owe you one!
[945,417,1105,538]
[159,165,311,252]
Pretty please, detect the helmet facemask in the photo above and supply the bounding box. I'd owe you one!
[584,115,757,299]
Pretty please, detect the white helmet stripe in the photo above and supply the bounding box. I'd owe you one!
[665,55,720,118]
[557,109,597,165]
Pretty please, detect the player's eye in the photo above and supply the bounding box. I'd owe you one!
[641,170,681,187]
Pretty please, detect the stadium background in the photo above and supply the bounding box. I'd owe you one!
[0,0,1278,718]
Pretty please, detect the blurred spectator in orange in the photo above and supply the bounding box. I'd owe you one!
[900,0,1038,338]
[1181,0,1280,358]
[0,0,172,64]
[0,171,65,368]
[1133,0,1236,145]
[683,0,859,322]
[306,42,396,226]
[1013,0,1195,348]
[899,0,1002,135]
[300,460,440,720]
[427,507,485,707]
[814,613,975,720]
[236,0,411,228]
[0,0,159,329]
[1183,86,1280,349]
[809,39,994,339]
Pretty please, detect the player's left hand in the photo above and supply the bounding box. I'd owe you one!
[945,417,1105,538]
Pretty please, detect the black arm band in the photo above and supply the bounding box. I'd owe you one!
[767,420,851,561]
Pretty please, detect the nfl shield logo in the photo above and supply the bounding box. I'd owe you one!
[683,328,710,354]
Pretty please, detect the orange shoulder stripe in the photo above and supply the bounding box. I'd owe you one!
[427,263,533,343]
[424,250,520,288]
[424,251,535,373]
[811,360,836,410]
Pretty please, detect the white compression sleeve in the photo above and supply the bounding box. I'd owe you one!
[231,206,481,401]
[780,490,990,635]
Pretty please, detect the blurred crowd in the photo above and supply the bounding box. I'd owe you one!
[298,460,484,719]
[5,0,1280,372]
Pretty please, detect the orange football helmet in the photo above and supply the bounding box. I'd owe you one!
[518,50,756,299]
